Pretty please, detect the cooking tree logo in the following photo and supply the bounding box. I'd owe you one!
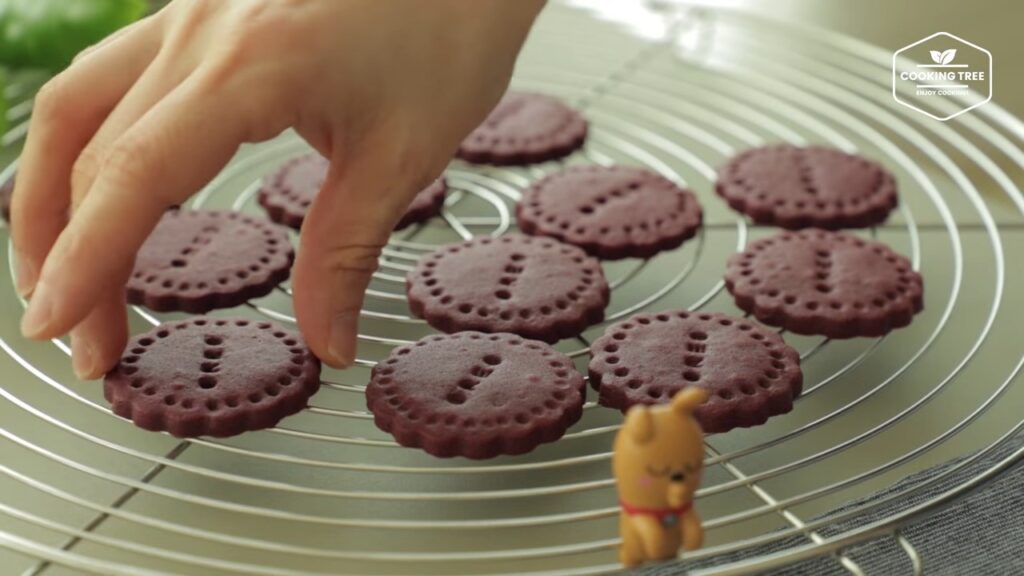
[912,48,968,95]
[929,48,957,66]
[892,32,992,121]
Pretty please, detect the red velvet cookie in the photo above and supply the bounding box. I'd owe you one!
[407,234,609,343]
[457,92,588,165]
[104,318,321,438]
[724,229,924,338]
[588,311,802,433]
[127,209,293,313]
[0,176,12,223]
[517,165,703,259]
[366,332,585,459]
[257,153,446,230]
[716,145,898,229]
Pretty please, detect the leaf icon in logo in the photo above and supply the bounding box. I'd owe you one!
[941,48,957,65]
[930,50,944,64]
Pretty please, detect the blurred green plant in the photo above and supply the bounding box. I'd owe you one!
[0,0,145,72]
[0,66,6,136]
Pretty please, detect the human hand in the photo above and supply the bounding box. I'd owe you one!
[11,0,545,378]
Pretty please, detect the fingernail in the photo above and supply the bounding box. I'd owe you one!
[20,281,54,339]
[327,312,359,367]
[14,250,36,297]
[72,335,96,380]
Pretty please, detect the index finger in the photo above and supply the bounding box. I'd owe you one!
[11,20,159,297]
[20,72,248,341]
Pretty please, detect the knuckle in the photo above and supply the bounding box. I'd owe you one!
[100,137,168,201]
[34,75,78,123]
[191,63,290,142]
[51,224,89,272]
[165,0,214,45]
[103,140,145,180]
[71,43,98,65]
[319,244,383,277]
[392,138,450,194]
[221,4,287,58]
[70,144,104,197]
[231,0,293,38]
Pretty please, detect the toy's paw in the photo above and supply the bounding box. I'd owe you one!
[619,547,643,568]
[641,538,677,560]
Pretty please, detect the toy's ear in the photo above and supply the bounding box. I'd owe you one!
[623,405,655,444]
[671,387,709,416]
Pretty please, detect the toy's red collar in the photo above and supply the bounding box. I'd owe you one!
[620,500,692,522]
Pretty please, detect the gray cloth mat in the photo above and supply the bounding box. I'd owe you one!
[636,433,1024,575]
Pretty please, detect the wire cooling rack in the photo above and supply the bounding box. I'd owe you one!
[0,2,1022,575]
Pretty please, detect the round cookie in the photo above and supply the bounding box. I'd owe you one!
[0,176,13,223]
[716,145,898,229]
[127,209,293,313]
[104,318,321,438]
[366,332,585,459]
[457,92,588,165]
[407,234,609,343]
[588,311,802,434]
[724,229,924,338]
[517,165,703,259]
[396,178,448,230]
[257,153,446,230]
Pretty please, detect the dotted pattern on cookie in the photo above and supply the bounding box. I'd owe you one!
[104,318,321,438]
[258,153,447,231]
[257,154,327,229]
[724,229,924,338]
[457,92,588,166]
[126,210,294,313]
[588,311,803,433]
[517,165,702,259]
[366,332,586,459]
[406,234,609,343]
[716,145,898,230]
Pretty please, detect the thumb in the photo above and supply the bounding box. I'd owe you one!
[292,146,434,368]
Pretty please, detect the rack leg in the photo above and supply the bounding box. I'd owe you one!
[20,441,191,576]
[831,529,924,576]
[705,443,868,575]
[895,530,924,576]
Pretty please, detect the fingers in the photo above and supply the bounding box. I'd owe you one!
[70,288,128,380]
[11,18,160,298]
[72,15,151,65]
[293,133,441,368]
[291,161,390,369]
[71,52,193,209]
[21,72,249,343]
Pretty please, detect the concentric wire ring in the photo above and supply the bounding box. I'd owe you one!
[0,3,1021,575]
